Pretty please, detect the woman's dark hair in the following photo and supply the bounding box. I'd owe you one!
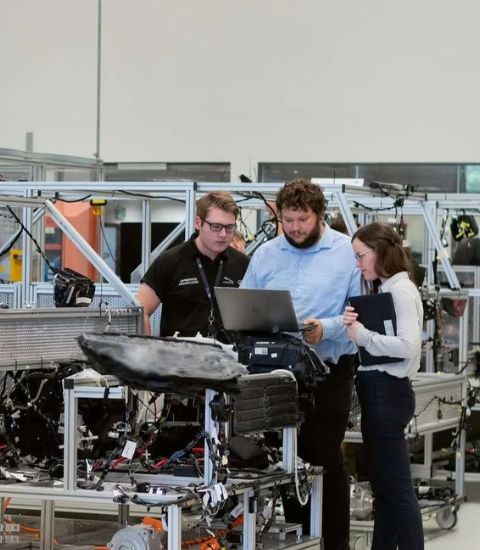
[353,222,414,292]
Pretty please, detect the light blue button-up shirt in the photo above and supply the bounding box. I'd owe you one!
[241,224,360,364]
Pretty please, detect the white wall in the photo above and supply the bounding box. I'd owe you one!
[2,0,480,178]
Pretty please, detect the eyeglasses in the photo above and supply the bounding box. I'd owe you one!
[201,219,236,233]
[354,251,371,262]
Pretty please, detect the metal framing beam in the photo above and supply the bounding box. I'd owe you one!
[141,199,152,278]
[0,181,464,305]
[21,190,34,306]
[420,202,461,289]
[333,189,358,235]
[40,499,55,550]
[0,147,98,168]
[44,200,138,305]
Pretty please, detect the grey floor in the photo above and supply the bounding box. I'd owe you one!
[353,481,480,549]
[349,481,480,550]
[423,500,478,548]
[423,480,480,549]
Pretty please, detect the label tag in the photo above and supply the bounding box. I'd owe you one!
[254,347,268,355]
[214,483,223,502]
[121,440,137,459]
[384,319,395,336]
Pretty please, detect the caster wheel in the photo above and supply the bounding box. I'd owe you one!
[435,507,458,530]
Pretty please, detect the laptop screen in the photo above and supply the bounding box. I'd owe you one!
[214,287,300,333]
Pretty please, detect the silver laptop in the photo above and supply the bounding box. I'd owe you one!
[214,287,300,333]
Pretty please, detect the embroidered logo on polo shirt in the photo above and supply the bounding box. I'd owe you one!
[178,277,199,287]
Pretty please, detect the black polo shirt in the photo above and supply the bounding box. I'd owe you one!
[141,235,250,339]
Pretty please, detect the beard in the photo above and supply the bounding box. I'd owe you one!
[284,223,322,249]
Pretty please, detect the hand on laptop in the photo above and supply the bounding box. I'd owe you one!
[302,318,323,345]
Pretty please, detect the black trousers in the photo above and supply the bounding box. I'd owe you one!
[356,371,424,550]
[284,355,354,550]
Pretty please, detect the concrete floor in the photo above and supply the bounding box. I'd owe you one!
[349,481,480,550]
[424,500,478,548]
[423,480,480,548]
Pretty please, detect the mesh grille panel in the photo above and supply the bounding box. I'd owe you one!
[0,286,17,308]
[0,308,141,367]
[32,283,160,335]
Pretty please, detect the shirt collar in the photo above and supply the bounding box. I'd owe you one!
[279,222,333,253]
[379,271,410,292]
[188,234,229,262]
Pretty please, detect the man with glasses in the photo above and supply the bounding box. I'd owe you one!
[138,191,249,340]
[241,179,360,550]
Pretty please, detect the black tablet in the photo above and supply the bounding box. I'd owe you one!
[349,293,403,366]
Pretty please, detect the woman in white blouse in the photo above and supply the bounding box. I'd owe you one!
[343,222,424,550]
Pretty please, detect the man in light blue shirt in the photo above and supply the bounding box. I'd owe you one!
[241,179,360,550]
[241,214,359,364]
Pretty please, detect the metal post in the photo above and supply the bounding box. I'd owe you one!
[243,489,256,549]
[420,201,461,289]
[425,318,435,373]
[473,267,480,344]
[32,163,46,181]
[334,189,358,235]
[95,0,103,181]
[0,497,4,525]
[424,200,449,373]
[459,301,469,370]
[141,199,152,277]
[21,189,34,307]
[167,504,182,549]
[282,427,296,474]
[63,387,78,491]
[185,187,196,239]
[40,499,55,550]
[26,131,34,153]
[456,306,469,498]
[310,473,323,540]
[423,432,433,480]
[424,203,436,286]
[118,503,129,526]
[456,428,466,498]
[204,388,216,485]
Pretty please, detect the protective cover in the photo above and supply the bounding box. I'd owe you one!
[77,333,247,393]
[53,268,95,307]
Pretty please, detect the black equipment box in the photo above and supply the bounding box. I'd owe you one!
[233,372,298,433]
[236,333,329,386]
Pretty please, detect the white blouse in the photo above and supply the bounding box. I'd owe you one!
[356,272,423,379]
